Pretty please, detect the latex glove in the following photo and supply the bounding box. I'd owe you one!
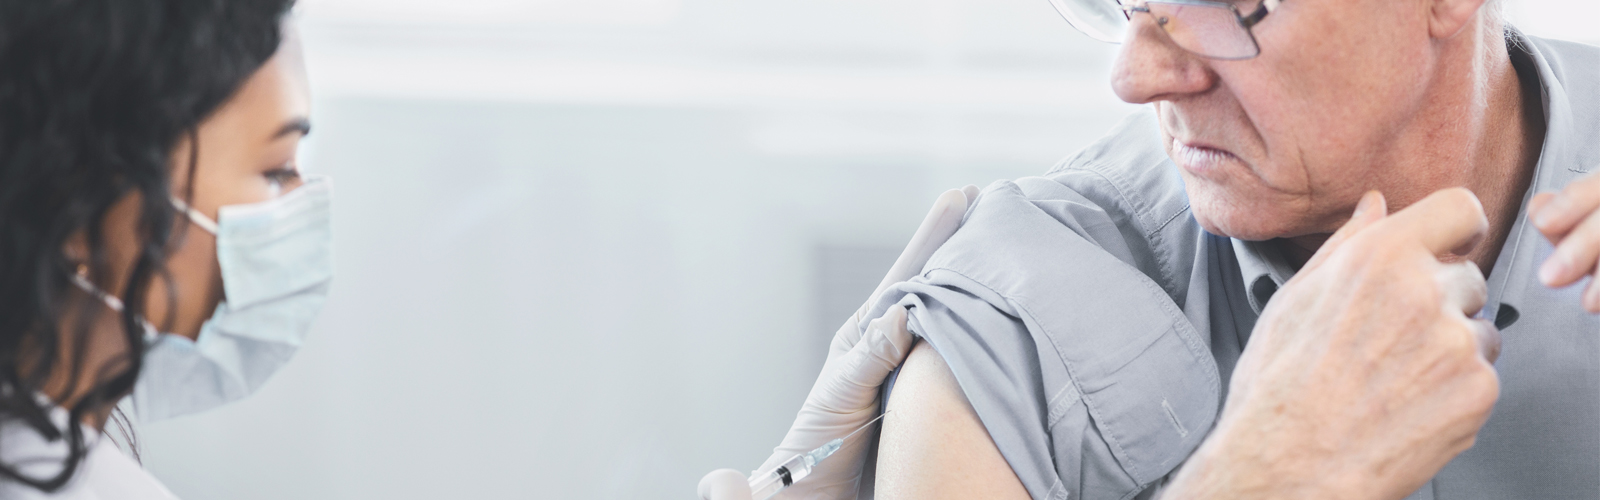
[699,185,980,500]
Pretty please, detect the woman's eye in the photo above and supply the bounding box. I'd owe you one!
[264,166,302,194]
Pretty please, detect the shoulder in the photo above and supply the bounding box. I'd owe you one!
[1524,32,1600,130]
[875,342,1031,500]
[1521,33,1600,78]
[1521,32,1600,183]
[869,110,1220,500]
[1041,108,1192,245]
[1523,33,1600,124]
[956,109,1199,302]
[0,419,178,500]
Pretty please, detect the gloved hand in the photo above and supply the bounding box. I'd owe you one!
[698,185,980,500]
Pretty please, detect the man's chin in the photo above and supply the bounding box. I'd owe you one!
[1191,205,1297,242]
[1183,180,1320,241]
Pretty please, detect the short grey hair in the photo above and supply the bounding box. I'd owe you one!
[1485,0,1504,20]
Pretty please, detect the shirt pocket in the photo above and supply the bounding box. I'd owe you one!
[1038,322,1215,499]
[1009,254,1220,498]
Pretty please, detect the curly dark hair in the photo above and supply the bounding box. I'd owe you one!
[0,0,294,491]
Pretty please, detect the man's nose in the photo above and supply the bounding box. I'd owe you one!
[1110,14,1216,104]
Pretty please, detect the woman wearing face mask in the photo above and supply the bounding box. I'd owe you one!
[0,0,326,497]
[1,0,978,498]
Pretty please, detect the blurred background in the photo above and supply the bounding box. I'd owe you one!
[135,1,1598,499]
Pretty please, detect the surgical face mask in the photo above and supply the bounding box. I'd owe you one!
[129,175,334,422]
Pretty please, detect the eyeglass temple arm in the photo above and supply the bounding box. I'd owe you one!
[1239,0,1280,28]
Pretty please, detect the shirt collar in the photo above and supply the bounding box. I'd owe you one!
[1232,238,1294,315]
[1481,27,1595,329]
[1229,27,1596,324]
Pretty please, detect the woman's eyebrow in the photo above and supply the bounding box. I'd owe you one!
[272,117,311,139]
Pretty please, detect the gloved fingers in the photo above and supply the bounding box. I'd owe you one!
[828,310,865,361]
[699,469,754,500]
[858,305,914,378]
[855,187,971,319]
[816,305,912,414]
[769,305,908,478]
[828,297,916,364]
[775,471,869,500]
[758,405,880,473]
[753,188,966,497]
[828,187,967,362]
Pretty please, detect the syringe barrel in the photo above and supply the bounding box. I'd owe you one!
[749,454,811,500]
[749,470,784,500]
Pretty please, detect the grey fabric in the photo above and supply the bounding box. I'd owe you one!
[864,30,1600,500]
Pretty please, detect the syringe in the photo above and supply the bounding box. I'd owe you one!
[748,412,889,500]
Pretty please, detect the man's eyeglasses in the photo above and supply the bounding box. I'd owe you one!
[1047,0,1282,60]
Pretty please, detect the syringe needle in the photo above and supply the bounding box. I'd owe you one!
[839,411,890,444]
[749,412,895,500]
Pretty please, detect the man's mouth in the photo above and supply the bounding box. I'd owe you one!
[1171,137,1241,176]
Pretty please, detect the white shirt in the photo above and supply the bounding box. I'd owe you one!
[0,407,177,500]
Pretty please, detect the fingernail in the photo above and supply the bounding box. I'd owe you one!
[1353,192,1376,218]
[1541,252,1571,285]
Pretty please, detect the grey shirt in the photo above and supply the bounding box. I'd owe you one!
[865,30,1600,500]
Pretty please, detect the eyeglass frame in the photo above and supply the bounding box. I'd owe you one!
[1087,0,1283,60]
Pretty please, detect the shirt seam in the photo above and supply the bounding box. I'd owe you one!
[1051,161,1187,301]
[926,265,1142,483]
[926,262,1220,488]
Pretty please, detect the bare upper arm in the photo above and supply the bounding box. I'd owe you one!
[874,341,1031,500]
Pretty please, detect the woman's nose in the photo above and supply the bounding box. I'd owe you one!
[1110,14,1217,104]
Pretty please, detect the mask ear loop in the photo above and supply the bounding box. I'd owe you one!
[69,265,160,342]
[169,197,219,235]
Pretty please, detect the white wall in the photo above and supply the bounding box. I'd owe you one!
[133,1,1592,499]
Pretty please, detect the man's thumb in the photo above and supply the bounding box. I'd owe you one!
[1301,191,1387,273]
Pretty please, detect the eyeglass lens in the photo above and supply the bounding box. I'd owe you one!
[1048,0,1129,43]
[1146,2,1259,59]
[1048,0,1260,60]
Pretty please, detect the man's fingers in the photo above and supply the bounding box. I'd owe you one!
[1436,259,1496,362]
[1532,173,1600,239]
[1529,192,1556,232]
[1469,318,1502,364]
[1436,262,1488,317]
[1302,191,1388,274]
[1378,187,1489,257]
[1539,207,1600,289]
[698,469,754,500]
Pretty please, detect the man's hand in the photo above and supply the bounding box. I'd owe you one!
[1165,189,1502,500]
[1529,170,1600,311]
[699,185,980,500]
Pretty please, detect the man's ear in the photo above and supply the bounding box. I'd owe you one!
[1428,0,1490,39]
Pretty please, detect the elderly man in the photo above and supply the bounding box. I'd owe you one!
[701,0,1598,497]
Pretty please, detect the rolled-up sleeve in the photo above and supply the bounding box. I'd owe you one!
[867,179,1220,500]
